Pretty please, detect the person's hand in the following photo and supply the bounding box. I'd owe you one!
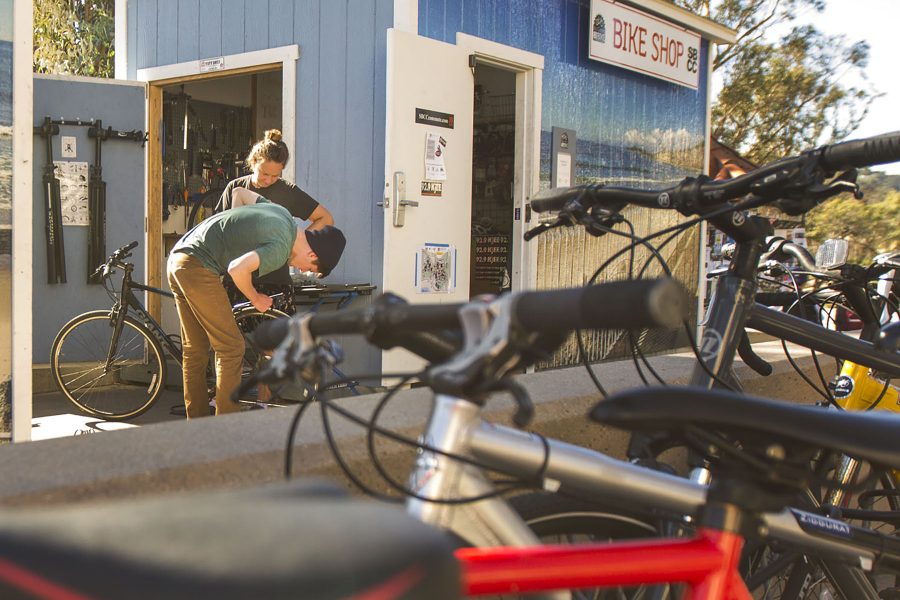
[252,292,274,313]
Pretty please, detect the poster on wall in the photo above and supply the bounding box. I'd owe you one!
[0,0,12,439]
[416,243,455,294]
[424,132,447,180]
[54,161,89,225]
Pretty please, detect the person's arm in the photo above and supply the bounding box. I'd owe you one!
[227,251,273,313]
[306,204,334,231]
[232,187,264,207]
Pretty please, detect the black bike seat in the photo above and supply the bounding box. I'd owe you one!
[590,386,900,469]
[0,479,459,600]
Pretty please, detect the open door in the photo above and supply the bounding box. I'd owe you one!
[382,29,474,374]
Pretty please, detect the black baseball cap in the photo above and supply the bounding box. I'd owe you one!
[304,225,346,277]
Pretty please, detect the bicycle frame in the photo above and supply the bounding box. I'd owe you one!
[109,261,182,365]
[456,528,748,599]
[404,394,898,599]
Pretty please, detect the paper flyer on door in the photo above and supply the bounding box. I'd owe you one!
[424,132,447,181]
[416,243,455,293]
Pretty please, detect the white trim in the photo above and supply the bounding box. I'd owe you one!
[393,0,418,33]
[456,33,545,70]
[33,72,147,88]
[456,34,544,295]
[11,0,34,442]
[115,0,128,79]
[620,0,736,44]
[136,45,299,183]
[136,45,300,84]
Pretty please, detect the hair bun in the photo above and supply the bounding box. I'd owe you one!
[265,129,283,143]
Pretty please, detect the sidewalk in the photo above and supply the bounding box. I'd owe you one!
[1,338,830,508]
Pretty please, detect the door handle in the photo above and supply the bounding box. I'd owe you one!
[392,172,417,227]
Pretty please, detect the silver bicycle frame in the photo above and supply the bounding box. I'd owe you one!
[406,394,879,572]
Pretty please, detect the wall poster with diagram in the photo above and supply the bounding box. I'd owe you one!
[416,243,455,294]
[54,161,89,225]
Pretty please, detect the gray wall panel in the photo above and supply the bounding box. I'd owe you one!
[177,0,200,63]
[243,0,268,53]
[156,0,179,66]
[136,0,158,69]
[269,0,295,48]
[294,0,321,193]
[198,0,223,59]
[220,0,245,56]
[32,77,147,363]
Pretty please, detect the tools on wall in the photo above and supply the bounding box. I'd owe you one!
[33,117,147,285]
[161,90,251,233]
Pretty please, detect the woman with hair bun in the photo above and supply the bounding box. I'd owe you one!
[217,129,335,289]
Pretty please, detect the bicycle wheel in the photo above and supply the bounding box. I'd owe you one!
[186,188,224,231]
[510,492,674,599]
[232,307,290,401]
[51,310,166,420]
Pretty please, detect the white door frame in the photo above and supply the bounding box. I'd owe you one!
[136,45,299,183]
[455,33,543,292]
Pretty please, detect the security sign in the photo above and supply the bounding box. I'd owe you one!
[589,0,701,89]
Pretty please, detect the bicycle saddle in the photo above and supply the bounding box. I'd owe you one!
[590,386,900,470]
[0,480,459,600]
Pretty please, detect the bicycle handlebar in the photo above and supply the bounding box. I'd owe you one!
[253,279,688,360]
[530,131,900,216]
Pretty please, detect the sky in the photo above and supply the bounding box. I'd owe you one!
[756,0,900,174]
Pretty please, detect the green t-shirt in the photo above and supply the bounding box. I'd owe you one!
[173,199,297,277]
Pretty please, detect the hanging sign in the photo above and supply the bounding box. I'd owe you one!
[416,243,456,294]
[199,57,225,73]
[415,108,454,129]
[588,0,701,90]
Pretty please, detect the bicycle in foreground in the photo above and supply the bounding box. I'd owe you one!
[245,130,900,599]
[50,241,290,420]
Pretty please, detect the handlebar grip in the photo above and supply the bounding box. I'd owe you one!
[512,278,690,334]
[530,186,588,213]
[251,302,464,350]
[821,131,900,172]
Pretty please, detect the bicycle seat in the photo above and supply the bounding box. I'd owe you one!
[590,386,900,470]
[0,480,459,600]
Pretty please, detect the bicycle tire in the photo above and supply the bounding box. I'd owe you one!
[51,310,167,421]
[510,491,674,599]
[232,307,290,401]
[186,188,225,231]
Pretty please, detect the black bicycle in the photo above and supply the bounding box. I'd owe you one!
[50,241,291,420]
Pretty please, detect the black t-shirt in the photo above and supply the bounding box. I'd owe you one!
[218,175,321,285]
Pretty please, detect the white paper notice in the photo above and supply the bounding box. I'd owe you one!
[555,152,572,188]
[54,161,89,226]
[424,132,447,181]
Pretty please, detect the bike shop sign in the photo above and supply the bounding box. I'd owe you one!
[589,0,701,90]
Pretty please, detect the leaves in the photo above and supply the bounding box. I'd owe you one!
[33,0,114,78]
[669,0,878,164]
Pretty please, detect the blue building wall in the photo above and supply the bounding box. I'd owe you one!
[126,0,393,294]
[32,76,147,363]
[419,0,710,187]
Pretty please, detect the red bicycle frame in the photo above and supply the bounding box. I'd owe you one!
[456,528,751,599]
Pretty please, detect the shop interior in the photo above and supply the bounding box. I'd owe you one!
[470,64,516,298]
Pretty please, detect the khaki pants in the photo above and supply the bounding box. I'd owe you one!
[166,252,242,418]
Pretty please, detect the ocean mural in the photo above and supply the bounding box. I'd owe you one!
[0,0,12,437]
[420,0,707,366]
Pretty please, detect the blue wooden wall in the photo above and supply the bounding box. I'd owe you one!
[32,76,147,363]
[126,0,393,294]
[419,0,710,188]
[125,0,393,375]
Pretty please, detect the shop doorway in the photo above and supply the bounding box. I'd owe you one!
[470,65,516,298]
[157,69,283,335]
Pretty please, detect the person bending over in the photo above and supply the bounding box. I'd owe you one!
[167,188,346,418]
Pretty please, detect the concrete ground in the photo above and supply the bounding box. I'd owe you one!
[0,337,836,508]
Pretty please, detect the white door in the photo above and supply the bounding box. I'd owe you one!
[382,29,474,374]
